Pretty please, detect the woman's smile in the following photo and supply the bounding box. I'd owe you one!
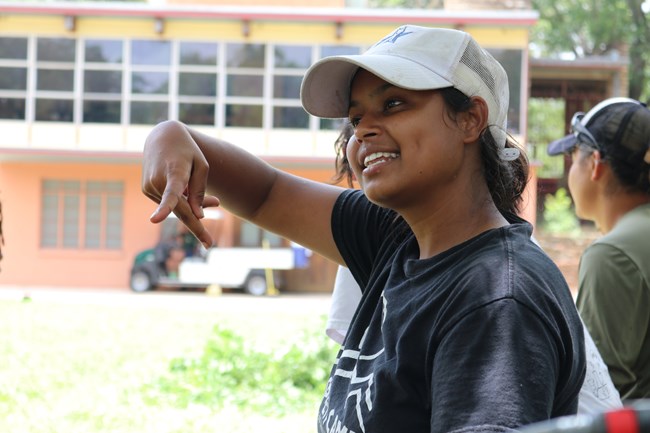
[363,151,400,171]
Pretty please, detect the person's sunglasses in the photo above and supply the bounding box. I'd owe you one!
[570,112,600,152]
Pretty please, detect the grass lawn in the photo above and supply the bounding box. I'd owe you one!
[0,291,332,433]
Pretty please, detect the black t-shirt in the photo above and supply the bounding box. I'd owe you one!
[317,190,585,433]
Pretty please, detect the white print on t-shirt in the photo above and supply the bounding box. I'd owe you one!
[320,293,388,433]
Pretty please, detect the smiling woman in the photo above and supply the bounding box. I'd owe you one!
[140,25,586,433]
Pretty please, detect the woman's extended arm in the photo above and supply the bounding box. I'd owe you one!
[142,120,345,264]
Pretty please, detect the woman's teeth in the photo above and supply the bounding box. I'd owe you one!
[364,152,399,168]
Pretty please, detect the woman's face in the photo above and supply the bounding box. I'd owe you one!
[346,69,468,211]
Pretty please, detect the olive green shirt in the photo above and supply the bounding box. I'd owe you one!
[576,203,650,400]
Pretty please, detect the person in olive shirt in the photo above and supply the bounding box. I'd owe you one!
[548,97,650,400]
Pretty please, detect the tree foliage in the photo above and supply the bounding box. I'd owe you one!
[361,0,650,102]
[531,0,650,102]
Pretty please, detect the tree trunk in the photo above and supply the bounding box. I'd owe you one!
[627,0,649,102]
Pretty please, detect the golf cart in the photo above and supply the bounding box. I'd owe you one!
[129,210,308,296]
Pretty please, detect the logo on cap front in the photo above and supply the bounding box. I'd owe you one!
[374,26,414,47]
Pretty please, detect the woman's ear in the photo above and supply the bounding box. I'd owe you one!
[461,96,489,143]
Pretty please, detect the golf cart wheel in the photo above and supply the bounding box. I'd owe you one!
[244,271,267,296]
[130,270,154,293]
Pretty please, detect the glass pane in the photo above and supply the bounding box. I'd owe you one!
[41,192,58,248]
[85,39,122,63]
[131,40,171,66]
[84,70,122,94]
[178,72,216,96]
[37,69,74,91]
[273,75,302,99]
[106,195,123,249]
[63,180,80,193]
[37,38,75,62]
[0,67,27,90]
[131,71,169,94]
[83,100,121,123]
[86,181,103,192]
[35,99,73,122]
[225,104,262,128]
[320,117,347,131]
[226,43,265,68]
[0,37,27,59]
[105,181,124,193]
[130,101,168,124]
[0,98,25,120]
[179,103,214,126]
[85,194,101,249]
[226,74,263,97]
[273,106,309,129]
[321,45,360,58]
[274,45,311,68]
[43,180,60,191]
[63,193,79,248]
[180,42,218,65]
[489,48,522,135]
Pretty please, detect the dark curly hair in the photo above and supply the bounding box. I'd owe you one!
[332,121,355,187]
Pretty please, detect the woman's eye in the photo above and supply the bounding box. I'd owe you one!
[385,99,402,110]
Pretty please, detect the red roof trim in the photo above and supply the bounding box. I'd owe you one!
[0,3,538,26]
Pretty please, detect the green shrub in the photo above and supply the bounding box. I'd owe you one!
[542,187,581,237]
[143,322,338,416]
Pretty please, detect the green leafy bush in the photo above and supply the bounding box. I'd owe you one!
[542,187,581,236]
[143,322,338,416]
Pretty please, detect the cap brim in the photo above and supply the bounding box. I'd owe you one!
[547,134,577,156]
[300,54,453,118]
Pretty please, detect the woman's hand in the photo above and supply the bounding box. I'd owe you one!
[141,120,219,249]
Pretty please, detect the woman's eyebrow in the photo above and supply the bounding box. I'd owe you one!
[349,82,396,110]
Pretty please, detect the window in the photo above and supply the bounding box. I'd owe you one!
[0,37,28,120]
[0,67,27,91]
[130,101,168,125]
[35,38,76,123]
[37,38,75,62]
[180,41,217,65]
[35,99,73,122]
[41,180,124,250]
[177,41,218,126]
[273,106,308,129]
[83,39,123,124]
[130,40,171,124]
[85,39,122,63]
[319,45,360,59]
[224,43,265,127]
[0,98,25,119]
[0,36,27,59]
[225,104,263,128]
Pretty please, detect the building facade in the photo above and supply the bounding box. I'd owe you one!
[0,1,537,291]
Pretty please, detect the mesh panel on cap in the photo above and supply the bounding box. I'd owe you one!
[459,40,498,107]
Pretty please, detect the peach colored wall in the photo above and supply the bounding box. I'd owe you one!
[0,160,341,290]
[0,161,157,289]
